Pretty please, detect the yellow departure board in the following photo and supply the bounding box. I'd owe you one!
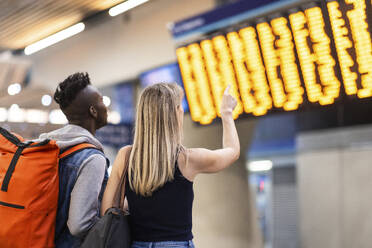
[176,0,372,125]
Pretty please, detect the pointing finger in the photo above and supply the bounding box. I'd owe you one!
[224,85,231,95]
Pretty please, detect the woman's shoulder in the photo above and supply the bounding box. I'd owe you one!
[112,145,132,178]
[177,148,197,182]
[117,145,132,161]
[118,145,132,154]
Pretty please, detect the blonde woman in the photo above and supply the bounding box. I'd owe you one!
[101,83,240,248]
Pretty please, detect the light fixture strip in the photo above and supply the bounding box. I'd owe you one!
[109,0,149,17]
[24,22,85,55]
[248,160,273,172]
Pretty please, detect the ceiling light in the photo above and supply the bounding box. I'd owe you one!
[8,83,22,96]
[109,0,149,17]
[41,95,52,106]
[49,109,68,124]
[24,22,85,55]
[103,96,111,107]
[0,108,7,122]
[248,160,273,172]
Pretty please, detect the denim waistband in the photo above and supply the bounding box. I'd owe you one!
[131,240,194,248]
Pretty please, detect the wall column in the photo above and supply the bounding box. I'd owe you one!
[183,115,263,248]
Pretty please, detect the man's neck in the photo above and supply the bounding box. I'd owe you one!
[68,121,96,136]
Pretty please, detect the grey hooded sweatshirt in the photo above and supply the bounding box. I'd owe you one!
[39,124,107,237]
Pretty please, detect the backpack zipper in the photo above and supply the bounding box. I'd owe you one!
[0,127,50,147]
[0,127,21,145]
[0,128,52,192]
[1,143,32,192]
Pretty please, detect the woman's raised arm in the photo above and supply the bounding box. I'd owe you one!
[183,85,240,179]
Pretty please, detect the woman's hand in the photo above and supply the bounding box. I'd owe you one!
[220,85,237,118]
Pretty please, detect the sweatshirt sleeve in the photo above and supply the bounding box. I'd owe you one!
[67,154,106,237]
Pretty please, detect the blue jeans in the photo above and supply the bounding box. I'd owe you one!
[131,240,195,248]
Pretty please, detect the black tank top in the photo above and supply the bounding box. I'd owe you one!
[125,161,194,242]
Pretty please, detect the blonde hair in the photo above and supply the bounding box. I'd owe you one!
[128,83,184,196]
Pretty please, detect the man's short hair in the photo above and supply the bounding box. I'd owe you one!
[54,72,91,109]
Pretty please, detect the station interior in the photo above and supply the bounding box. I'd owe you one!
[0,0,372,247]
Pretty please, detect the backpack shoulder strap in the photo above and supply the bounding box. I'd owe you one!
[59,143,100,159]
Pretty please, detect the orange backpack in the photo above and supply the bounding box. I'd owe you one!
[0,127,96,248]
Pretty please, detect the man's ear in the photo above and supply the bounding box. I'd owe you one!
[89,106,98,119]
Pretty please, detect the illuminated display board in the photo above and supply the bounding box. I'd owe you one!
[176,0,372,125]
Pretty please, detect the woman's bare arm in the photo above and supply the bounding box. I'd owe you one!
[182,85,240,180]
[100,146,131,216]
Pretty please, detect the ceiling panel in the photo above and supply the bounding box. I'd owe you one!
[0,0,125,50]
[0,86,57,110]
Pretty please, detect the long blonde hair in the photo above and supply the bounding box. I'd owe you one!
[128,83,184,196]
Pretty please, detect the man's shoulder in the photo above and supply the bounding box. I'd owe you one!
[61,145,107,168]
[74,151,108,178]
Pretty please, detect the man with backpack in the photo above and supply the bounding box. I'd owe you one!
[39,72,109,247]
[0,72,109,248]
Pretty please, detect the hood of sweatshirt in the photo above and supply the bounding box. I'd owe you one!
[38,124,104,151]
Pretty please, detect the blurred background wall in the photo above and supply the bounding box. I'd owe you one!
[297,125,372,248]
